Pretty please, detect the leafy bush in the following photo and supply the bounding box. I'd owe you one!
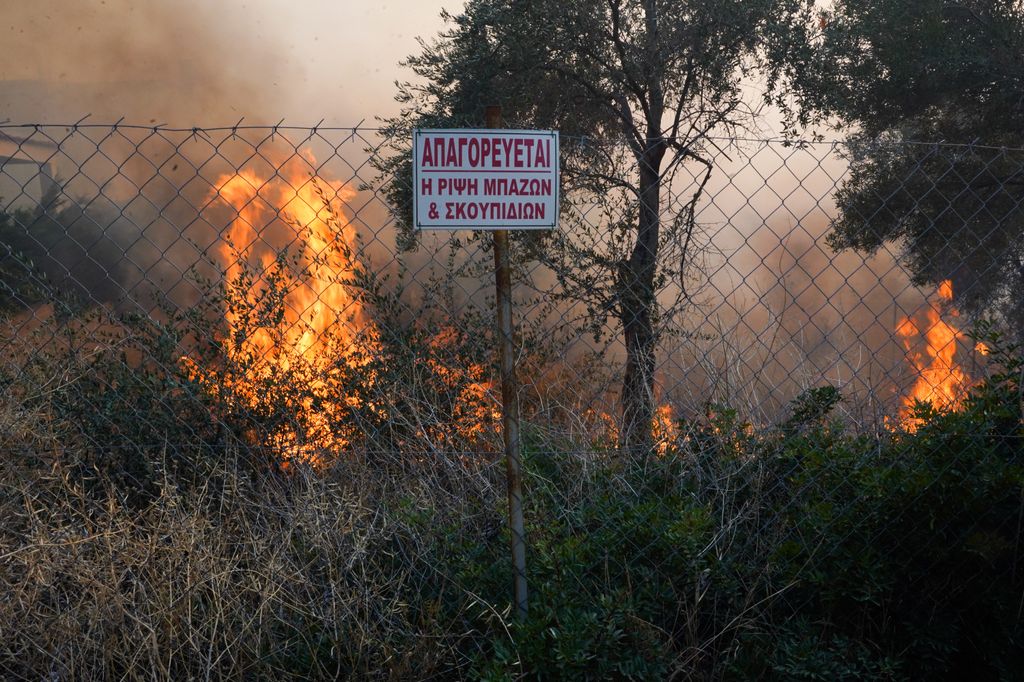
[392,333,1024,680]
[743,330,1024,680]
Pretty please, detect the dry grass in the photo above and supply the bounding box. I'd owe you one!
[0,428,502,680]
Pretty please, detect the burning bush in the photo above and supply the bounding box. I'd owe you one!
[170,150,516,469]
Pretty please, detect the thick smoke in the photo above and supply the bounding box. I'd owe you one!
[0,0,301,316]
[649,142,948,426]
[0,0,288,125]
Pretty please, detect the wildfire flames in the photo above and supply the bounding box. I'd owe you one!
[585,402,679,454]
[181,154,977,461]
[180,151,683,465]
[182,150,507,468]
[183,152,380,468]
[426,327,502,444]
[895,279,981,429]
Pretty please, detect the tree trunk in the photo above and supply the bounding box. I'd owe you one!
[618,145,664,455]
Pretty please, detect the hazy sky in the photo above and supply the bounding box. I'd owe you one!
[234,0,457,122]
[1,0,457,125]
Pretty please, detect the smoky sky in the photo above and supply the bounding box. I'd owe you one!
[0,0,292,124]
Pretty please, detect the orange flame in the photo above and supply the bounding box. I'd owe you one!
[184,152,379,468]
[652,403,679,455]
[584,403,679,454]
[896,280,973,429]
[423,326,501,446]
[183,151,509,467]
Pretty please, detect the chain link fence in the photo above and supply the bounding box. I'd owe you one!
[1,123,1021,679]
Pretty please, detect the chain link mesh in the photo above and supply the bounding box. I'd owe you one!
[1,123,1020,678]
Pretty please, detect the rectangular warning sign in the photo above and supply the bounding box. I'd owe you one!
[413,129,559,230]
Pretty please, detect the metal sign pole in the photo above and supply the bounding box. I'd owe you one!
[486,104,528,621]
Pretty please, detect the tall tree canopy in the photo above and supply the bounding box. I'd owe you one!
[781,0,1024,330]
[379,0,806,451]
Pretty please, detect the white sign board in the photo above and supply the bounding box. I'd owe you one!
[413,129,559,230]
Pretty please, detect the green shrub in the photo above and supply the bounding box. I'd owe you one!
[734,329,1024,680]
[409,333,1024,680]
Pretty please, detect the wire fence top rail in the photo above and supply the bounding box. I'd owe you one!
[6,121,1024,152]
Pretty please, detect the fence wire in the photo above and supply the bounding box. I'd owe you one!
[0,123,1021,679]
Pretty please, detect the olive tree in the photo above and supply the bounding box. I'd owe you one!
[377,0,808,452]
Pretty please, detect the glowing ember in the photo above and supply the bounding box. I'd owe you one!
[424,326,501,447]
[896,280,972,429]
[652,403,679,455]
[586,403,679,454]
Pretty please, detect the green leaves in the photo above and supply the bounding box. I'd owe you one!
[779,0,1024,336]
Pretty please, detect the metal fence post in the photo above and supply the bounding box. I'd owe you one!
[486,104,528,621]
